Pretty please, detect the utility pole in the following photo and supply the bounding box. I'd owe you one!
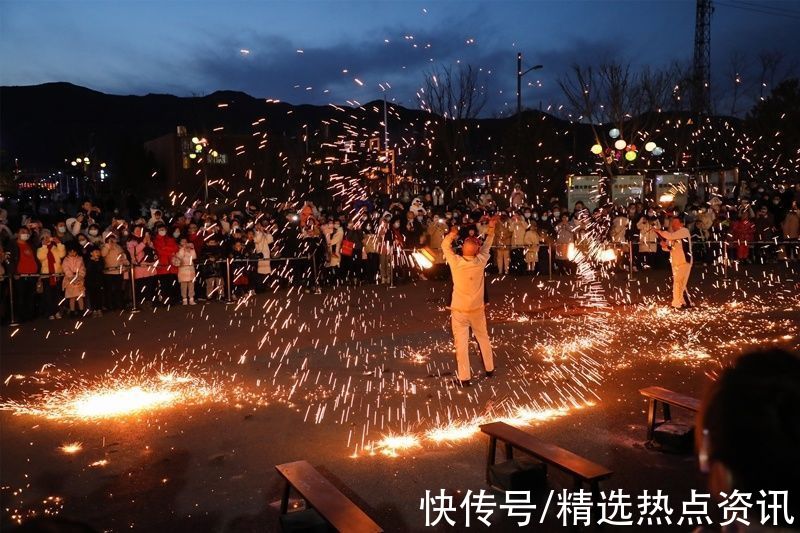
[383,94,390,194]
[516,52,543,121]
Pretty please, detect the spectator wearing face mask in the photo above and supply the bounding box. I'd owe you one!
[402,210,424,248]
[523,221,541,274]
[147,209,163,230]
[101,233,128,311]
[62,245,86,317]
[86,224,103,247]
[175,238,197,305]
[127,226,157,307]
[8,227,40,321]
[36,229,66,320]
[152,224,180,305]
[54,221,74,246]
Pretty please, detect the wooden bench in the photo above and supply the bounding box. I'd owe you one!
[479,422,612,496]
[639,386,701,441]
[275,460,383,533]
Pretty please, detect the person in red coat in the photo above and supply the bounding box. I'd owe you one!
[152,224,180,305]
[730,212,756,262]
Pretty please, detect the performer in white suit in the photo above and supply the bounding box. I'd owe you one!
[441,217,497,386]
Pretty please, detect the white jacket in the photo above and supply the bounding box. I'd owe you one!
[254,229,274,274]
[175,246,197,283]
[636,218,658,253]
[326,227,344,267]
[442,232,492,313]
[523,229,540,262]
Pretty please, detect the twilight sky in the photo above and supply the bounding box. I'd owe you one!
[1,0,798,115]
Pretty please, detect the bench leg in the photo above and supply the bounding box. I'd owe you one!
[486,436,497,485]
[662,403,672,424]
[280,479,291,515]
[504,442,513,461]
[590,481,601,501]
[646,399,657,441]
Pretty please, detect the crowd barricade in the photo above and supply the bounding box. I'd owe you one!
[1,240,797,325]
[616,239,798,279]
[123,256,314,310]
[1,272,67,326]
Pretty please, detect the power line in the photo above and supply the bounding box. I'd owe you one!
[728,0,800,16]
[715,0,800,20]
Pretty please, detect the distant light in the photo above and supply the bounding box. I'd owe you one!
[645,141,657,152]
[83,157,90,164]
[609,128,620,139]
[590,144,602,155]
[239,49,250,55]
[653,147,665,156]
[614,139,627,150]
[191,137,200,144]
[659,193,675,205]
[71,161,77,167]
[189,153,197,159]
[598,248,617,262]
[100,162,107,168]
[625,151,637,161]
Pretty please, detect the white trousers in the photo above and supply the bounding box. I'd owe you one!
[451,309,494,381]
[671,262,692,308]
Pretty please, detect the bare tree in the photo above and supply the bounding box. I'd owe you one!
[417,64,488,188]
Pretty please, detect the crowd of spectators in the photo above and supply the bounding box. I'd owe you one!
[0,179,798,323]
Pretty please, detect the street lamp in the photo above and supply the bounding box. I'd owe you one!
[516,52,543,117]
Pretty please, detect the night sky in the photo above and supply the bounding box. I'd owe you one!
[2,0,798,115]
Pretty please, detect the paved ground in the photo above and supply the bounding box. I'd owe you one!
[1,261,799,532]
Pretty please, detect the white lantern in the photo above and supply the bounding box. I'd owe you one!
[609,128,620,139]
[645,141,657,152]
[614,139,627,150]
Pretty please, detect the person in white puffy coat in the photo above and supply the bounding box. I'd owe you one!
[523,223,541,272]
[175,239,197,305]
[253,226,274,275]
[326,221,344,268]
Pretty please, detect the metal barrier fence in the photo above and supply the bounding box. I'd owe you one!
[1,239,796,325]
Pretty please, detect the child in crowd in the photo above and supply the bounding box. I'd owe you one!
[62,246,86,316]
[523,223,540,273]
[85,246,105,316]
[175,238,197,305]
[199,235,224,301]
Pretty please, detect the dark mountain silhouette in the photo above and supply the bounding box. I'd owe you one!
[0,82,576,173]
